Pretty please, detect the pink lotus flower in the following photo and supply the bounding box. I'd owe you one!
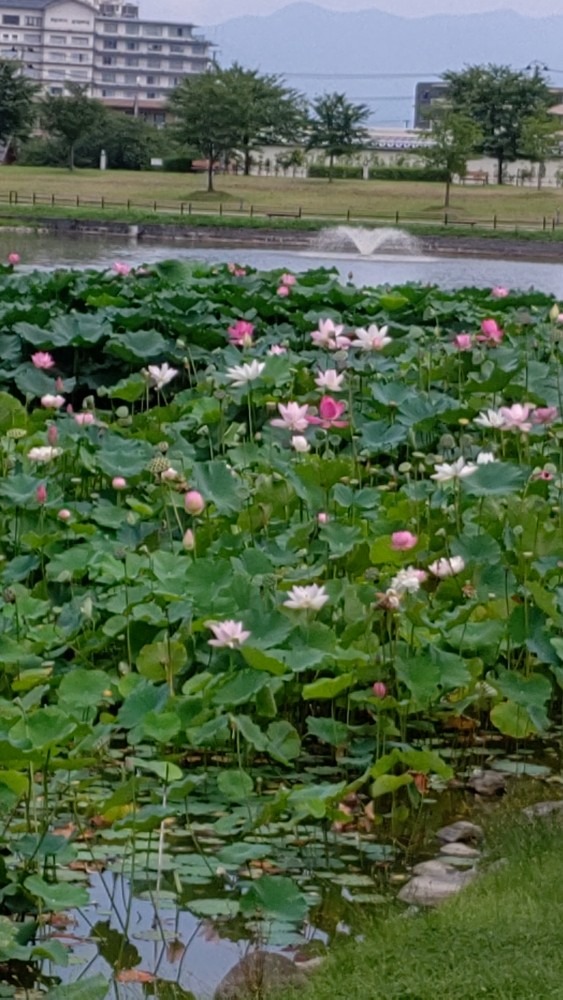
[311,319,350,350]
[317,512,330,525]
[58,508,72,521]
[74,412,95,426]
[271,401,310,432]
[31,351,55,370]
[228,263,246,277]
[372,681,387,699]
[7,252,20,265]
[281,273,296,287]
[227,320,254,348]
[491,286,509,298]
[531,407,558,425]
[41,394,65,409]
[184,489,205,516]
[307,396,348,430]
[113,261,131,276]
[453,333,473,351]
[112,476,127,490]
[277,285,290,297]
[268,344,287,355]
[499,403,535,433]
[391,531,418,551]
[206,619,251,648]
[477,319,504,344]
[533,469,554,481]
[47,424,58,446]
[36,483,47,504]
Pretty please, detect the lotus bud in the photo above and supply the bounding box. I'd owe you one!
[184,490,205,516]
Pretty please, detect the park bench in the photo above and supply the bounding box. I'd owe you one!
[461,171,489,185]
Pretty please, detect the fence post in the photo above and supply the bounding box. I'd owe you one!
[180,202,184,216]
[76,195,80,207]
[219,202,223,216]
[14,191,17,205]
[250,204,254,218]
[8,191,12,205]
[33,192,36,205]
[51,194,55,207]
[395,210,400,225]
[298,207,302,218]
[127,199,131,211]
[188,202,192,215]
[543,216,547,231]
[101,197,104,209]
[553,218,556,232]
[493,214,497,230]
[153,200,157,212]
[444,213,448,226]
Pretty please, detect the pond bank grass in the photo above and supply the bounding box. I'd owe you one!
[283,807,563,1000]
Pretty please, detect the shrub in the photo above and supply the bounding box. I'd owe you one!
[369,165,449,182]
[307,164,364,180]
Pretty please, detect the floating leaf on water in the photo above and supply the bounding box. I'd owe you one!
[43,974,109,1000]
[188,898,240,917]
[490,758,551,777]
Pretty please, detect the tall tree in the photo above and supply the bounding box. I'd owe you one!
[222,64,306,176]
[421,108,482,207]
[443,64,551,185]
[168,70,241,192]
[41,83,106,170]
[519,113,561,189]
[307,92,370,181]
[0,60,37,147]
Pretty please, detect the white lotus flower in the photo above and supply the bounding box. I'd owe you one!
[206,619,251,649]
[271,401,310,432]
[41,394,65,409]
[147,363,178,390]
[283,584,329,611]
[431,457,477,483]
[474,409,505,429]
[224,360,265,388]
[27,446,63,463]
[428,556,466,578]
[351,324,392,351]
[311,319,350,350]
[291,435,311,453]
[476,452,497,465]
[314,369,345,392]
[390,567,428,595]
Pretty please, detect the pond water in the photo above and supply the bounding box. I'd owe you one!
[1,230,563,294]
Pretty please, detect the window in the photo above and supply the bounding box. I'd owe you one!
[146,74,158,84]
[70,52,88,62]
[25,16,41,26]
[50,85,63,94]
[2,16,20,26]
[71,35,88,44]
[146,57,160,67]
[147,89,156,98]
[101,87,115,96]
[125,56,138,66]
[103,38,117,48]
[142,24,162,36]
[101,71,116,81]
[169,26,190,37]
[169,44,184,52]
[169,58,183,69]
[147,43,161,50]
[23,33,40,43]
[103,22,117,33]
[102,55,115,64]
[125,40,138,49]
[125,23,139,34]
[69,69,87,79]
[49,34,66,43]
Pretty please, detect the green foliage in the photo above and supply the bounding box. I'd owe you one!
[308,164,363,179]
[307,92,370,181]
[420,108,483,206]
[368,165,449,181]
[40,82,107,170]
[443,64,552,183]
[0,60,37,145]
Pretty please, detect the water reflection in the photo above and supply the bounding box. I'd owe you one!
[0,230,562,294]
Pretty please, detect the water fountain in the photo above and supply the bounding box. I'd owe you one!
[316,225,422,256]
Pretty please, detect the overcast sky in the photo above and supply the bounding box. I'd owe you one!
[173,0,563,24]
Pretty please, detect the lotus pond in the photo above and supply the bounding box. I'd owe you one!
[0,257,562,997]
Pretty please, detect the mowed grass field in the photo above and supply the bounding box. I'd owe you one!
[0,166,562,226]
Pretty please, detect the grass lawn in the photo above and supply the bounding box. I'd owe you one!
[281,805,563,1000]
[0,167,563,230]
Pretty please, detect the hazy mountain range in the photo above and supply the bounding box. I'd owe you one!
[183,4,563,127]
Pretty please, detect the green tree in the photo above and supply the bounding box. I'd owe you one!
[443,64,551,185]
[421,108,482,207]
[168,70,242,193]
[223,64,306,176]
[41,83,107,170]
[307,92,370,182]
[519,113,561,189]
[0,60,37,147]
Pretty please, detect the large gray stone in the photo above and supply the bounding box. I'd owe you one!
[436,820,484,844]
[214,951,307,1000]
[522,800,563,820]
[439,841,481,858]
[467,770,507,796]
[398,869,477,907]
[412,859,456,877]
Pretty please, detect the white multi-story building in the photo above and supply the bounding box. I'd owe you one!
[0,0,213,123]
